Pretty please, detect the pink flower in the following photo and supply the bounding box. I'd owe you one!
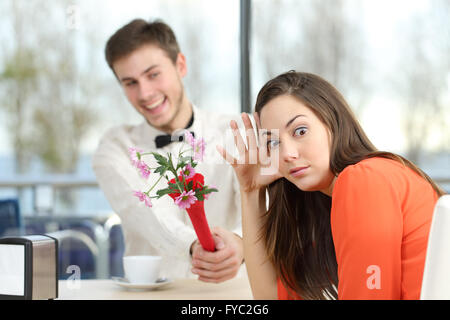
[175,190,197,210]
[180,163,195,180]
[134,191,152,208]
[193,138,205,161]
[136,160,151,179]
[129,147,143,166]
[184,132,205,162]
[184,131,195,148]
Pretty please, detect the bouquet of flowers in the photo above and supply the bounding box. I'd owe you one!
[129,131,218,252]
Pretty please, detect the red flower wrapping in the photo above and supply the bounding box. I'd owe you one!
[169,173,215,252]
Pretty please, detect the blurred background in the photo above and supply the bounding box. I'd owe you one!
[0,0,449,280]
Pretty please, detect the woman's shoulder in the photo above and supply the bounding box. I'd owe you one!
[338,157,402,181]
[331,157,408,227]
[333,157,417,198]
[334,156,436,198]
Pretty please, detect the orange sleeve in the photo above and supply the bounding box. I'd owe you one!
[331,163,403,299]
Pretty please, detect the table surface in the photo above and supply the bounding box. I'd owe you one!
[58,275,254,300]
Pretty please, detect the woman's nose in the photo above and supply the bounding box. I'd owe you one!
[281,139,299,162]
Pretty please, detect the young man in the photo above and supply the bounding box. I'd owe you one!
[93,19,244,282]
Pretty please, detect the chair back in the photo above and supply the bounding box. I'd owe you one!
[0,199,23,237]
[421,195,450,299]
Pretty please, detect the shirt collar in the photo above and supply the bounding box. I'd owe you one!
[136,104,199,149]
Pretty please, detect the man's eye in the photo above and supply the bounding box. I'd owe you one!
[125,81,137,87]
[149,72,159,79]
[294,127,308,136]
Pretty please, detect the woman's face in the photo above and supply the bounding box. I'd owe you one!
[259,94,336,195]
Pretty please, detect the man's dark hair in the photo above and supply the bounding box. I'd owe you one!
[105,19,180,72]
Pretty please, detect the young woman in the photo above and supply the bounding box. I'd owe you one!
[217,71,445,300]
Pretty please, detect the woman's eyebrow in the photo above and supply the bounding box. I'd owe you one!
[261,114,307,137]
[285,114,307,129]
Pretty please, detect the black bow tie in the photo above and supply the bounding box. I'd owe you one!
[154,113,195,148]
[155,131,195,148]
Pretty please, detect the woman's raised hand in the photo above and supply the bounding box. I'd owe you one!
[216,112,282,193]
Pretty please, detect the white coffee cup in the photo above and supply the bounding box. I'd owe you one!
[123,255,162,284]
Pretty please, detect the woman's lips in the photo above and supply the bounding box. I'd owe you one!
[289,166,309,177]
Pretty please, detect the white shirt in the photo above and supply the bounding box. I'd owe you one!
[92,105,242,279]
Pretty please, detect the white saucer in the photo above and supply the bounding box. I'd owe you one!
[112,277,172,290]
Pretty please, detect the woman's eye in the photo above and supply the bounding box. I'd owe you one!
[125,81,137,87]
[294,127,308,136]
[149,72,159,79]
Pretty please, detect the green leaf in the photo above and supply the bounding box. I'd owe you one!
[176,161,187,171]
[156,188,175,198]
[180,156,192,163]
[167,182,181,193]
[151,152,168,167]
[168,153,174,168]
[154,166,167,175]
[167,181,177,189]
[196,187,218,196]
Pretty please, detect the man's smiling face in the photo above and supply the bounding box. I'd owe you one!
[113,44,188,132]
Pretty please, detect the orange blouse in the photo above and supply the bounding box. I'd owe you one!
[278,157,439,300]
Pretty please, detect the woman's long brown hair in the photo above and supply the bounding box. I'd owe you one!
[255,71,446,300]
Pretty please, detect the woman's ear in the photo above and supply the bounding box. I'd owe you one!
[176,52,187,78]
